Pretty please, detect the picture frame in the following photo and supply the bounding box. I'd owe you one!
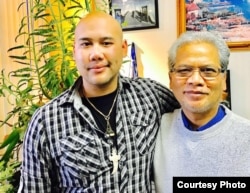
[177,0,250,50]
[110,0,159,31]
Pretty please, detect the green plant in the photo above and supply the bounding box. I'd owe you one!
[0,0,108,191]
[0,160,20,193]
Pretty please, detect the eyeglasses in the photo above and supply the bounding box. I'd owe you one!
[170,66,225,80]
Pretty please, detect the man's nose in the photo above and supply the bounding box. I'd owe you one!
[89,45,104,61]
[187,69,205,84]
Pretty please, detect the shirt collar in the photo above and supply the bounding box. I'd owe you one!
[58,75,130,106]
[181,105,226,131]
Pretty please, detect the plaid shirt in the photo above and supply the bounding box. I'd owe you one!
[18,76,179,193]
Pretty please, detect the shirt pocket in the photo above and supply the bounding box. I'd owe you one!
[130,109,158,155]
[58,131,109,187]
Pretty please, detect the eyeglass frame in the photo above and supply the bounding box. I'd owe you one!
[169,65,226,80]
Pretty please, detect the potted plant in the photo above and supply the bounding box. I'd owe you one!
[0,0,108,192]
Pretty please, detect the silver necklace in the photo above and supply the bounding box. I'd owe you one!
[85,90,118,137]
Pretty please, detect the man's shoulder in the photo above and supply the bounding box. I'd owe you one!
[162,109,181,120]
[46,89,73,106]
[120,76,164,88]
[229,111,250,127]
[33,88,73,118]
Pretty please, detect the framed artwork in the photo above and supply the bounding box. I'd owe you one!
[110,0,159,31]
[177,0,250,49]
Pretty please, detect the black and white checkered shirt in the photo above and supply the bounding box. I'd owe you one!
[18,76,179,193]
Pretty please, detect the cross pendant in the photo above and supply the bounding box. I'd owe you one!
[109,147,120,174]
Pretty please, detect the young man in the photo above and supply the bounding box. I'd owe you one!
[18,12,179,192]
[154,31,250,193]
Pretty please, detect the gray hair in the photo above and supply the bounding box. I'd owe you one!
[168,31,230,71]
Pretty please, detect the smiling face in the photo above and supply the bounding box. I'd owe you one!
[73,12,127,96]
[169,42,227,118]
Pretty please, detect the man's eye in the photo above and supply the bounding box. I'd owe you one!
[80,42,91,47]
[102,42,113,46]
[201,67,217,73]
[176,68,192,73]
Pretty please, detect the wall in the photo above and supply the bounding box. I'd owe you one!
[124,0,250,120]
[0,0,25,149]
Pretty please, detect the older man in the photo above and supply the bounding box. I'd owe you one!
[154,31,250,193]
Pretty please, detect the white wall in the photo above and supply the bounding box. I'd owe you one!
[229,52,250,119]
[0,0,25,148]
[124,0,250,120]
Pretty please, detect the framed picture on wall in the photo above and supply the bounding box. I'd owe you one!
[177,0,250,50]
[110,0,159,31]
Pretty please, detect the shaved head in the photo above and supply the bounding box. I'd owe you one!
[75,11,123,40]
[73,11,127,96]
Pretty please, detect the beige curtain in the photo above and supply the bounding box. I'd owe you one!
[0,0,26,151]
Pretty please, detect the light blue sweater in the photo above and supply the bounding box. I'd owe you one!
[154,107,250,193]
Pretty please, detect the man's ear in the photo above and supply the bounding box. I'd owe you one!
[169,72,173,90]
[222,72,227,91]
[73,41,76,60]
[122,39,128,57]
